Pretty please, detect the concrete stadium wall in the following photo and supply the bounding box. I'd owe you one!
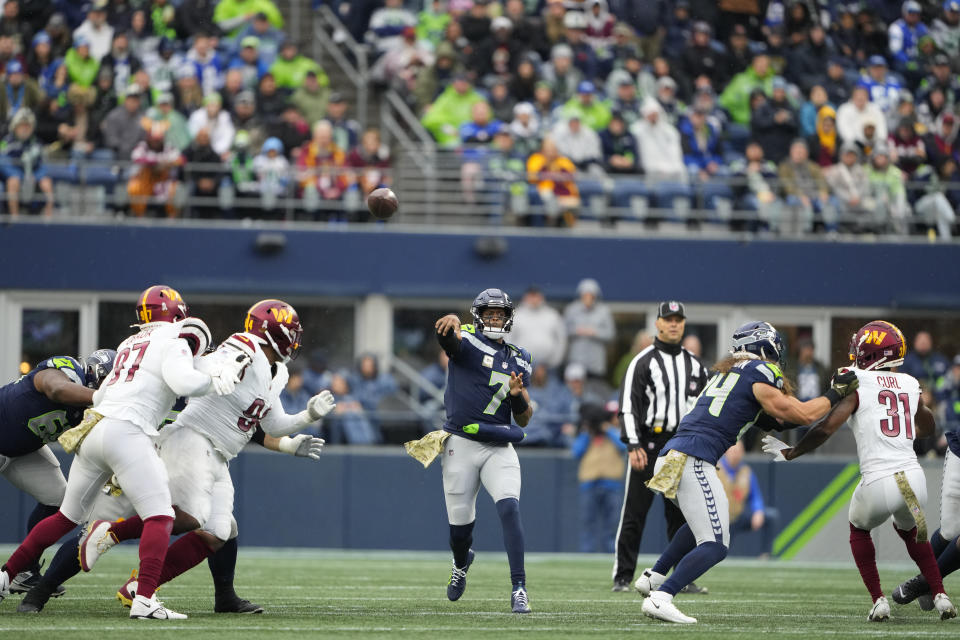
[1,223,959,308]
[4,445,913,560]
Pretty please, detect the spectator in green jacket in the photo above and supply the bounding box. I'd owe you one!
[416,0,451,49]
[269,41,327,91]
[421,73,485,148]
[865,144,910,233]
[144,92,191,150]
[291,70,330,127]
[64,35,100,88]
[559,81,612,131]
[720,53,775,126]
[213,0,284,37]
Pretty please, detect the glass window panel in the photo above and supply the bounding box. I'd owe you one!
[21,309,79,371]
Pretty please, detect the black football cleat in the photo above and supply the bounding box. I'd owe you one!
[215,596,265,614]
[680,581,709,595]
[9,564,65,598]
[446,549,475,601]
[892,574,931,608]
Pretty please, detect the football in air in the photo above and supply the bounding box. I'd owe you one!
[367,188,399,220]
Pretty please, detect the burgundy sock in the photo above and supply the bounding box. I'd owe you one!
[135,515,174,599]
[4,511,77,578]
[849,523,883,601]
[895,525,946,595]
[110,516,144,542]
[158,532,214,585]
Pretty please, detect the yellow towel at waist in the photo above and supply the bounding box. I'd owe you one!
[645,450,688,499]
[58,409,104,454]
[895,470,927,543]
[404,430,452,469]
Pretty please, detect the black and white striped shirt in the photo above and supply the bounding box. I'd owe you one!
[618,338,708,449]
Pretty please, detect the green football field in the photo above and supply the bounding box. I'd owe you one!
[0,546,957,639]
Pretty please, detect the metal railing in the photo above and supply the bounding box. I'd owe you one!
[314,5,368,128]
[4,154,957,239]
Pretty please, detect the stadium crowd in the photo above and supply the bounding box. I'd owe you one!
[0,0,392,221]
[337,0,960,235]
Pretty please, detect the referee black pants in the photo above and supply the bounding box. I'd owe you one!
[612,441,687,584]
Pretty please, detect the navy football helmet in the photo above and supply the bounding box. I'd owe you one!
[471,288,515,340]
[730,321,784,365]
[83,349,117,389]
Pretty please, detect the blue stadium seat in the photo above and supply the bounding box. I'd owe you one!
[44,163,77,183]
[610,178,651,220]
[575,177,608,220]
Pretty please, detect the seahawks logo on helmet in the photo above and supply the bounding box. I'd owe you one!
[470,288,514,341]
[83,349,117,389]
[731,321,785,366]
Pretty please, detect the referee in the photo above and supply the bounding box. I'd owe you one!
[611,301,708,592]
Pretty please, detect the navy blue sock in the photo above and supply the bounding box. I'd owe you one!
[25,503,60,573]
[652,524,697,575]
[931,529,949,558]
[449,522,475,569]
[37,535,82,593]
[659,542,727,596]
[208,537,239,600]
[496,498,525,587]
[937,534,960,579]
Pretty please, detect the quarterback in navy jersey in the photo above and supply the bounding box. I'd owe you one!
[635,322,859,624]
[433,288,535,614]
[0,350,114,595]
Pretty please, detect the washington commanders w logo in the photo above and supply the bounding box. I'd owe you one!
[162,288,183,301]
[863,331,888,345]
[269,307,293,323]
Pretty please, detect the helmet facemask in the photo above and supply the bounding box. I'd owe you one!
[473,304,514,341]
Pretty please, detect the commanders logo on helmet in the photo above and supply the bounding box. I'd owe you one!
[136,285,189,324]
[470,288,514,340]
[731,321,785,365]
[244,299,302,362]
[849,320,906,371]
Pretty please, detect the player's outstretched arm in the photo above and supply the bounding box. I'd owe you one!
[260,390,337,437]
[161,341,222,396]
[263,434,326,460]
[33,369,94,406]
[752,368,858,426]
[435,314,462,355]
[781,393,857,461]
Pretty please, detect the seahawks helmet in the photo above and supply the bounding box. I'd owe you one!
[83,349,117,389]
[470,288,514,340]
[731,321,784,365]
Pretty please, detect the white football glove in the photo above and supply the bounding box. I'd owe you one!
[761,434,790,462]
[209,353,252,396]
[278,434,325,460]
[306,390,336,420]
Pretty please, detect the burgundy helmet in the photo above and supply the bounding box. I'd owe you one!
[243,299,302,362]
[136,285,189,324]
[849,320,907,370]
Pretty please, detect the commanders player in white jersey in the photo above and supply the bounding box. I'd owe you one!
[74,299,336,609]
[0,285,249,620]
[763,321,957,622]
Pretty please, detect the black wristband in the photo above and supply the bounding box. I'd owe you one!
[824,388,842,407]
[510,393,529,415]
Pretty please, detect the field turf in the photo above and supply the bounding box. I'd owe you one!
[0,546,956,639]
